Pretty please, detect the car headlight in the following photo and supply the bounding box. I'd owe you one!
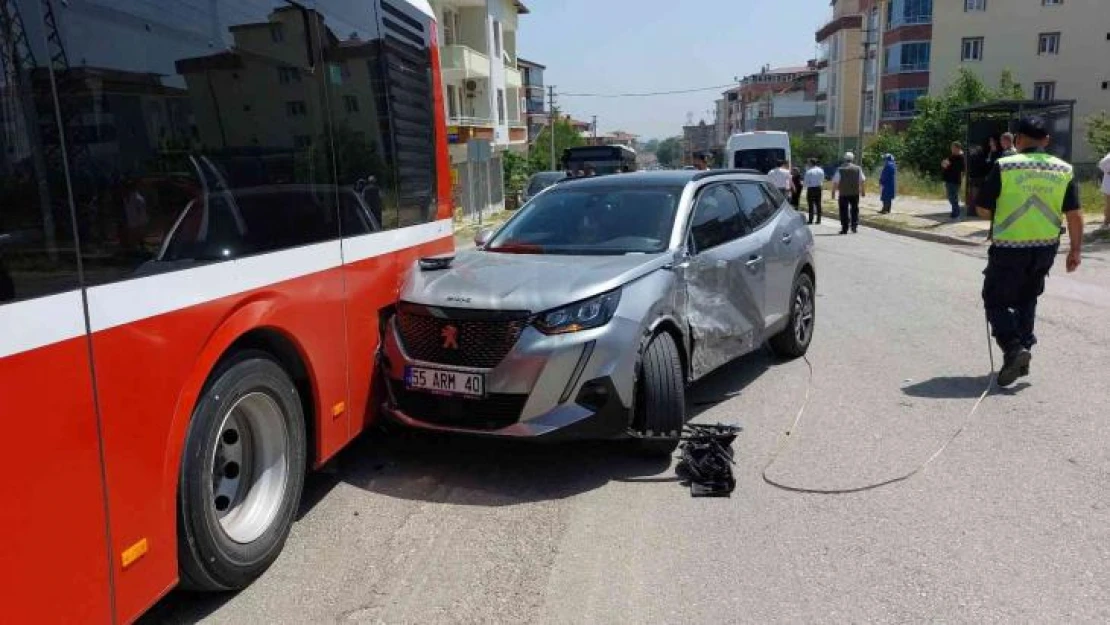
[534,290,622,335]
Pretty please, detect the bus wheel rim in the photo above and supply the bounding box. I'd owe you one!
[208,391,289,544]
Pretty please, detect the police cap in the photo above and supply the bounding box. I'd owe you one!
[1016,115,1048,140]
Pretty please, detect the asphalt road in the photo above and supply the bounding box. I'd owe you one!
[143,223,1110,624]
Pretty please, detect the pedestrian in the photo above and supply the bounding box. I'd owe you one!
[879,153,897,214]
[692,153,710,170]
[974,116,1083,387]
[941,141,965,219]
[999,132,1016,157]
[831,151,865,234]
[768,160,792,198]
[803,158,825,225]
[1099,149,1110,229]
[790,165,803,209]
[986,136,1000,168]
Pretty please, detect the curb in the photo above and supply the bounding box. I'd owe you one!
[818,207,985,248]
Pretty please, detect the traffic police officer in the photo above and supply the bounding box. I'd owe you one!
[975,116,1083,387]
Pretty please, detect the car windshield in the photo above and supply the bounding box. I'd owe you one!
[487,184,683,255]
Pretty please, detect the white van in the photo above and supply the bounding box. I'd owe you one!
[726,131,792,174]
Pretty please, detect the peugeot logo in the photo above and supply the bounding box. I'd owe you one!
[441,325,459,350]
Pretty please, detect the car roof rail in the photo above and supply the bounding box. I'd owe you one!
[691,168,765,181]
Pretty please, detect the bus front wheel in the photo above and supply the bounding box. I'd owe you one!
[177,350,307,591]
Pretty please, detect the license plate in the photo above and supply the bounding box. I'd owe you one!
[404,366,485,398]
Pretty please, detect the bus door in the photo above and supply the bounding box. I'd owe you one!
[60,2,351,619]
[0,7,113,617]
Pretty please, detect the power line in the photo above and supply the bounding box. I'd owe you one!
[558,83,739,98]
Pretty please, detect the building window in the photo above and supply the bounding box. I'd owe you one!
[270,24,284,43]
[286,101,307,117]
[887,0,933,28]
[884,41,931,73]
[882,88,927,119]
[1042,0,1062,5]
[1033,82,1056,101]
[964,0,986,10]
[492,20,502,57]
[1038,32,1061,55]
[344,95,359,113]
[278,66,300,84]
[961,37,984,61]
[497,88,505,123]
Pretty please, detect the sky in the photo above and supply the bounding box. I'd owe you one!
[516,0,831,141]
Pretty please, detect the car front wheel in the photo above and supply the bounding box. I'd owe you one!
[630,332,686,457]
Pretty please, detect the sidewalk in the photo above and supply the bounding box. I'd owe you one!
[452,208,515,248]
[817,194,1108,247]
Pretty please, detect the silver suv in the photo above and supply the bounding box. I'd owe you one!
[382,170,816,455]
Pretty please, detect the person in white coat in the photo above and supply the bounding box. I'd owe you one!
[1099,151,1110,229]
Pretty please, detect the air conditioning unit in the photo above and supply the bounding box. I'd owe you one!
[465,80,478,94]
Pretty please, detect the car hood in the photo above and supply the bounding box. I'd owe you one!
[401,250,672,312]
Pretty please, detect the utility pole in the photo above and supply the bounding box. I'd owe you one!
[591,115,597,143]
[857,12,875,158]
[548,84,557,171]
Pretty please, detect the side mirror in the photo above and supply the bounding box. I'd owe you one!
[474,228,494,248]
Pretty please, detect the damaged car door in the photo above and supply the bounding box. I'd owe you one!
[682,182,768,379]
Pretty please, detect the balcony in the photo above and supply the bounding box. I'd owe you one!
[441,45,490,81]
[448,115,495,128]
[504,66,522,88]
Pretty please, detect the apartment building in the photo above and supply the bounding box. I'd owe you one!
[880,0,933,130]
[430,0,529,215]
[931,0,1109,163]
[518,57,546,143]
[815,0,872,142]
[738,64,820,134]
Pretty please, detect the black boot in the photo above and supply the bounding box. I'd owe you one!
[997,347,1031,388]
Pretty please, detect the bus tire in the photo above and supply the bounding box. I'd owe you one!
[177,350,306,591]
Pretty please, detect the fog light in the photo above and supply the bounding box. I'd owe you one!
[576,379,610,410]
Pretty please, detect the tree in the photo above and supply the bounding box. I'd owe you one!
[655,137,682,167]
[528,114,585,171]
[1086,112,1110,157]
[502,150,532,201]
[643,138,661,153]
[790,134,839,168]
[863,124,905,171]
[900,68,1031,175]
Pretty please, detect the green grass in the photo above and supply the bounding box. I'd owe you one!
[1079,182,1107,217]
[853,168,1106,217]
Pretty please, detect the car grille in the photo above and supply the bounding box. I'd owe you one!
[395,303,529,369]
[390,383,527,430]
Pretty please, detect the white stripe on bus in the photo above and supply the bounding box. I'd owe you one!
[0,219,453,359]
[0,291,88,359]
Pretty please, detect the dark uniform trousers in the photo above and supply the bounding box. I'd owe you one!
[982,245,1058,351]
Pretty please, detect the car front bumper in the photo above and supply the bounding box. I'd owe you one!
[381,312,643,440]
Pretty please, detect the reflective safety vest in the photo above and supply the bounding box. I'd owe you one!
[992,152,1073,247]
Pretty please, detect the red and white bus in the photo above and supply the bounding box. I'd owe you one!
[0,1,449,621]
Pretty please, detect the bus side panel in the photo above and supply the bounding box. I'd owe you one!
[84,254,349,623]
[0,335,113,624]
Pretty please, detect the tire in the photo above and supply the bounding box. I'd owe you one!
[631,332,686,457]
[768,272,815,359]
[177,350,307,591]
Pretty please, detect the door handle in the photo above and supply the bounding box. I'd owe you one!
[745,255,763,271]
[781,233,793,244]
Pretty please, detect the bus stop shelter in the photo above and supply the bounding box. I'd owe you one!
[960,99,1077,161]
[958,100,1076,211]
